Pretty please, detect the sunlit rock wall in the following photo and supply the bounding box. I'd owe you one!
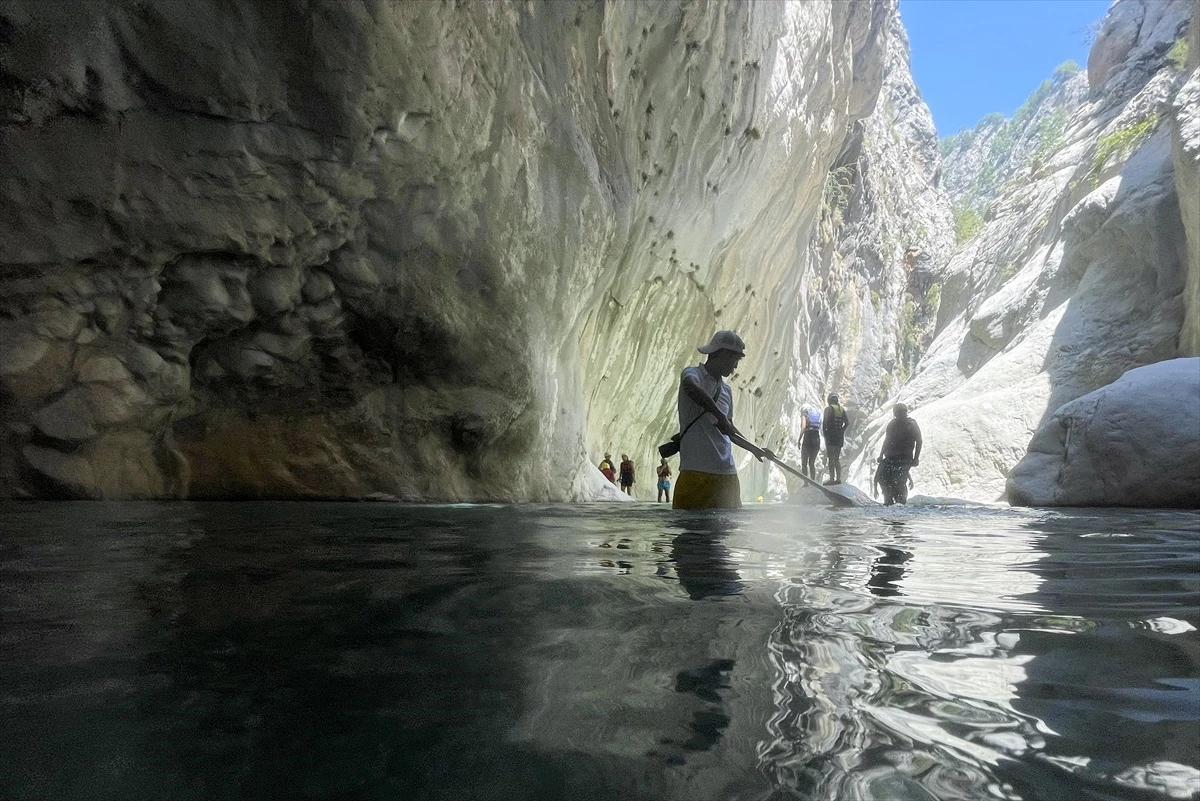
[579,5,953,502]
[0,0,895,500]
[847,0,1197,504]
[758,15,955,497]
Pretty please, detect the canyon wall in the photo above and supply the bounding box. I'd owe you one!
[0,0,897,500]
[582,10,954,500]
[4,0,1189,505]
[846,0,1198,505]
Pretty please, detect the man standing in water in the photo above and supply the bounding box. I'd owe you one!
[876,402,922,505]
[673,330,765,509]
[822,392,849,485]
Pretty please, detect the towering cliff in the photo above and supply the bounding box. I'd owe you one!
[0,0,897,500]
[765,14,954,496]
[847,0,1198,505]
[583,11,954,500]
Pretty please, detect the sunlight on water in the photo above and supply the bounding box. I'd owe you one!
[0,501,1196,800]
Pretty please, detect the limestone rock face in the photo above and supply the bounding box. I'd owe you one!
[1007,358,1200,508]
[0,0,896,499]
[1173,6,1200,357]
[846,0,1196,504]
[759,15,955,497]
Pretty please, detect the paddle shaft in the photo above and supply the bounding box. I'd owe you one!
[728,433,853,506]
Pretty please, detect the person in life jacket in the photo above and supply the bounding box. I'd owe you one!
[798,405,822,479]
[821,393,849,485]
[876,402,922,505]
[598,453,616,484]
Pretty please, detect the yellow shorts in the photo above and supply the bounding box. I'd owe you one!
[672,470,742,509]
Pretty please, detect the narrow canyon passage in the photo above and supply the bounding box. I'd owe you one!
[0,1,1197,800]
[1,0,1195,506]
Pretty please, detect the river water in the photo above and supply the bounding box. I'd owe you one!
[0,501,1196,801]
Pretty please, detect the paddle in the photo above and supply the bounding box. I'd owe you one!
[729,432,859,507]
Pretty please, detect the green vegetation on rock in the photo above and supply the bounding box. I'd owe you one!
[1052,60,1080,81]
[940,129,972,157]
[1012,80,1052,131]
[1032,107,1069,170]
[924,282,941,310]
[1087,113,1161,185]
[1168,37,1190,71]
[823,164,855,225]
[953,206,984,244]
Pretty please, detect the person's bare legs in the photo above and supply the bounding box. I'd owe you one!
[826,449,841,484]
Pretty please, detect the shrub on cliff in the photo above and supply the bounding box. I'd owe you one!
[953,206,984,244]
[1052,60,1080,82]
[1167,37,1189,71]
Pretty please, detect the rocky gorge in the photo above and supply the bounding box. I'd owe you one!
[845,0,1199,506]
[1,0,1197,507]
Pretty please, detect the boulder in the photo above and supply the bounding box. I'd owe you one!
[1007,358,1200,507]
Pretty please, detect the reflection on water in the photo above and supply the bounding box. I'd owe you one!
[0,501,1197,800]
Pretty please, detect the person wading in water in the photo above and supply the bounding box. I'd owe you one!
[619,454,635,496]
[672,330,765,509]
[822,393,849,485]
[798,404,822,479]
[656,458,672,503]
[874,402,922,505]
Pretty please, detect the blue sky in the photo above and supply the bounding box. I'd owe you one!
[901,0,1112,137]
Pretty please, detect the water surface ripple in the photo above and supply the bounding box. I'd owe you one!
[0,501,1197,800]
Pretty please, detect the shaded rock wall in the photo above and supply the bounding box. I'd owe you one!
[0,0,896,500]
[847,0,1197,504]
[1174,2,1200,356]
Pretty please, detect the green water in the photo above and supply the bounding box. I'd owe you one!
[0,501,1196,800]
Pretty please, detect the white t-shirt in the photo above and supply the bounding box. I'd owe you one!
[677,365,735,475]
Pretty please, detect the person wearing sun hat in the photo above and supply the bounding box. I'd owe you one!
[672,330,765,509]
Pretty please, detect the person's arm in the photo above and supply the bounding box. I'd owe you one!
[912,422,922,465]
[681,374,734,434]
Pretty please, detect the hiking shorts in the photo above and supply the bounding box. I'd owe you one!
[672,470,741,510]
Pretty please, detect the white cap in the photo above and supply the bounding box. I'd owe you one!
[697,330,746,356]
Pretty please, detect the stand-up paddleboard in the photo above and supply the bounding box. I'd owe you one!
[731,433,876,508]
